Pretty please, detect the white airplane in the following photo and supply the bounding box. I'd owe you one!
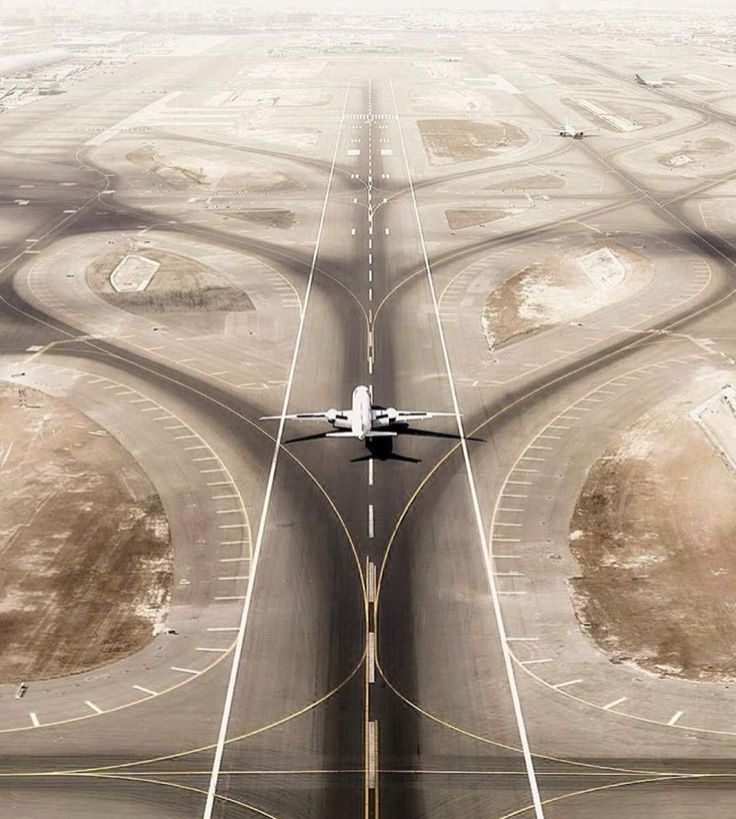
[542,116,592,140]
[634,73,673,88]
[260,385,456,441]
[557,115,587,139]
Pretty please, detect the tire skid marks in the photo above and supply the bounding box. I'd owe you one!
[489,354,713,731]
[443,239,714,388]
[22,244,297,394]
[0,362,252,732]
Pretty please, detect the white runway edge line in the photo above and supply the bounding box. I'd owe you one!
[201,84,352,819]
[389,79,545,819]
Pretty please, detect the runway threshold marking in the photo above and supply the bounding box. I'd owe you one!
[390,77,545,819]
[201,84,351,819]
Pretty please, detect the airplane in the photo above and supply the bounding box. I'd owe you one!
[260,384,456,441]
[634,73,673,88]
[542,116,592,139]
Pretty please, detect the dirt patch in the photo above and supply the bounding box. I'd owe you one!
[487,173,564,191]
[0,384,172,682]
[658,137,735,167]
[568,389,736,682]
[566,98,669,131]
[230,209,295,229]
[126,142,296,192]
[87,247,254,314]
[445,208,511,230]
[601,100,669,129]
[482,241,651,350]
[417,118,527,165]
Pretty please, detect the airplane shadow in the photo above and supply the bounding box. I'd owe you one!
[282,425,484,465]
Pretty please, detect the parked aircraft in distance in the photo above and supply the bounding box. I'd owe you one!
[261,384,456,440]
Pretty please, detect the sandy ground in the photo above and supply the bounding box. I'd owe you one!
[659,136,734,168]
[126,142,297,192]
[445,208,513,230]
[0,385,171,683]
[87,246,254,314]
[481,241,651,350]
[416,118,527,165]
[568,376,736,682]
[235,126,321,151]
[487,173,564,191]
[566,98,669,131]
[229,209,295,229]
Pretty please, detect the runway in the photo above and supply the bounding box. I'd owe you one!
[2,23,736,819]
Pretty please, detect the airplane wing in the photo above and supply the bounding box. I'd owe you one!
[260,410,350,422]
[374,409,458,423]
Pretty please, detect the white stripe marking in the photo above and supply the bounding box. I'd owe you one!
[201,85,350,819]
[391,79,544,819]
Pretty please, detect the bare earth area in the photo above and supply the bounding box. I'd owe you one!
[0,384,172,683]
[87,246,254,314]
[567,98,669,131]
[126,142,297,192]
[417,118,527,165]
[569,382,736,682]
[230,209,295,229]
[481,241,651,350]
[659,136,734,168]
[445,208,512,230]
[486,173,564,191]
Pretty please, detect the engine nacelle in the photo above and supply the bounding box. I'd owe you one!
[386,407,399,423]
[326,408,338,423]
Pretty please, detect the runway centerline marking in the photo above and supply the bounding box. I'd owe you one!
[201,84,351,819]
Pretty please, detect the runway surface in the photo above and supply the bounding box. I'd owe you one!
[2,25,736,819]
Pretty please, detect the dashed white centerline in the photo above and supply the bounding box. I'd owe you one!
[368,503,375,538]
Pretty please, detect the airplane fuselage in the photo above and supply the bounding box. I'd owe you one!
[352,385,372,438]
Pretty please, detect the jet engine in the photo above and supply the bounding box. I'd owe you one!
[326,408,338,423]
